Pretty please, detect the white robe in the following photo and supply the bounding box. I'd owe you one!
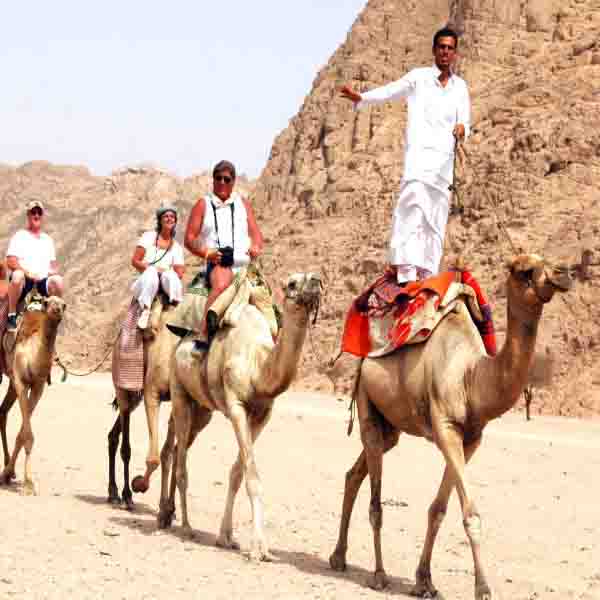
[357,65,471,280]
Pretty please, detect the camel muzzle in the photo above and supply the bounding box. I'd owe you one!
[547,265,573,292]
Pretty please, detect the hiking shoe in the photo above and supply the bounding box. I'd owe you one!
[206,310,219,339]
[137,308,151,329]
[191,339,210,357]
[6,314,17,332]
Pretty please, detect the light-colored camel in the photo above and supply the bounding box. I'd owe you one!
[157,272,322,561]
[0,296,67,495]
[108,297,179,510]
[328,255,571,599]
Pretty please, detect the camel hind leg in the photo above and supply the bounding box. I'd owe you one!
[329,423,399,574]
[114,389,142,511]
[158,404,212,530]
[0,383,17,471]
[354,387,393,591]
[107,408,122,504]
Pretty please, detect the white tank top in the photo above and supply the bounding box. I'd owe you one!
[199,192,250,269]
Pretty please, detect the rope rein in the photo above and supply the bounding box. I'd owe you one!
[54,330,121,381]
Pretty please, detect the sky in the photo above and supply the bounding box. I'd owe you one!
[0,1,368,178]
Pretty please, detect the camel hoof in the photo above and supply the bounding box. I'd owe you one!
[476,582,492,600]
[216,533,240,550]
[247,543,274,563]
[131,475,149,494]
[329,551,347,572]
[411,581,437,598]
[157,509,175,530]
[181,525,195,539]
[107,494,121,506]
[369,570,388,591]
[1,469,16,485]
[22,482,37,496]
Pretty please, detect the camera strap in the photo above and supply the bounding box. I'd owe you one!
[211,200,235,252]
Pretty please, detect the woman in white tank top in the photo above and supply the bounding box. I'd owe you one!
[130,205,185,329]
[183,160,264,352]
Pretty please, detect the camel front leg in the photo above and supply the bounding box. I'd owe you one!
[433,419,491,600]
[0,383,17,470]
[131,385,161,494]
[413,436,482,598]
[20,381,44,495]
[228,401,272,562]
[330,428,400,573]
[217,409,272,551]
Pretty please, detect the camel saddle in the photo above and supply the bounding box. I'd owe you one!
[341,269,496,359]
[166,264,279,343]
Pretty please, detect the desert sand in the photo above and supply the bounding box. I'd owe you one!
[1,372,599,599]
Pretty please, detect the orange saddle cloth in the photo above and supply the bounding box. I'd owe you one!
[341,270,496,359]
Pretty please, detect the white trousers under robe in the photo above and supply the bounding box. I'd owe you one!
[388,180,450,282]
[131,267,183,309]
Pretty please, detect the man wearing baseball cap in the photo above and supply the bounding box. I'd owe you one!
[5,199,64,331]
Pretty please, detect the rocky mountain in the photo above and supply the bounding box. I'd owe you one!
[253,0,600,417]
[1,0,599,418]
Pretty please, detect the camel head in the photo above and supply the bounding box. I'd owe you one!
[506,254,572,311]
[41,296,67,322]
[282,272,322,319]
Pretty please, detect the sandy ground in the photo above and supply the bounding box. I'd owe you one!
[1,372,599,600]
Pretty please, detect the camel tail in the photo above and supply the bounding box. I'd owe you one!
[347,358,364,437]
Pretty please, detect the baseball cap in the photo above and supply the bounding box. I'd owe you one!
[26,199,45,213]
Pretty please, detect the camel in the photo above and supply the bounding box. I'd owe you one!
[328,255,571,599]
[0,296,67,495]
[157,272,322,561]
[108,296,178,510]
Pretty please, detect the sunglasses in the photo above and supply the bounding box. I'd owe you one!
[29,208,43,216]
[214,174,233,184]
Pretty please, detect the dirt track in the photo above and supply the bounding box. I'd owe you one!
[1,372,599,599]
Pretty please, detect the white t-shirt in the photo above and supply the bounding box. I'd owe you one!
[6,229,57,279]
[137,231,184,271]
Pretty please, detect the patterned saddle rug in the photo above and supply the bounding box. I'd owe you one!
[341,269,496,359]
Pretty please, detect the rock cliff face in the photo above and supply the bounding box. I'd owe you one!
[1,1,599,416]
[253,0,600,416]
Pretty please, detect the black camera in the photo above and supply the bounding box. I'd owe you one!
[220,246,234,268]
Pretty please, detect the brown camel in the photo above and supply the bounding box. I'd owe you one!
[0,296,66,495]
[328,255,571,599]
[108,297,178,510]
[157,272,322,561]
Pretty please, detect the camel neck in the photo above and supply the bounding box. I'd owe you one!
[255,303,310,398]
[41,315,60,356]
[475,299,542,422]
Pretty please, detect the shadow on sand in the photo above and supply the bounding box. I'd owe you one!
[103,509,427,597]
[74,493,157,517]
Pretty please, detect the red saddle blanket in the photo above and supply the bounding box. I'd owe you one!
[341,270,496,358]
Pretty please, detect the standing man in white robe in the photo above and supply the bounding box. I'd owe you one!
[340,27,471,283]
